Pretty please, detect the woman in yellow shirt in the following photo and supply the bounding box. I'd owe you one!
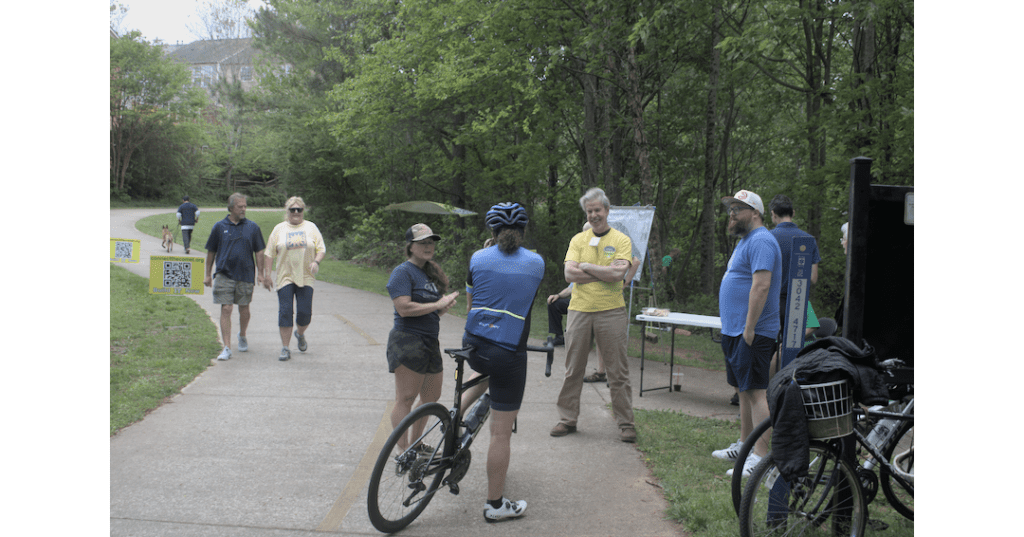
[263,197,326,361]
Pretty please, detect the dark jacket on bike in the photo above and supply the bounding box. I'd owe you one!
[767,337,890,482]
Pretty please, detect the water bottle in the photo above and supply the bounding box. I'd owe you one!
[462,393,491,434]
[866,417,897,449]
[863,413,899,470]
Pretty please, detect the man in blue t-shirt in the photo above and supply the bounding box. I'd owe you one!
[713,189,782,478]
[204,193,266,361]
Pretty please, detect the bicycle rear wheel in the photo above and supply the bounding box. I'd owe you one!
[880,422,913,520]
[739,441,867,537]
[367,402,451,533]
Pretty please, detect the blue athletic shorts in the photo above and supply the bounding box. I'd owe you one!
[721,333,776,392]
[463,333,528,412]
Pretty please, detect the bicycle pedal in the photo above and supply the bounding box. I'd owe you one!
[448,482,460,495]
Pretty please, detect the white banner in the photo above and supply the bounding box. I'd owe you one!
[607,206,656,282]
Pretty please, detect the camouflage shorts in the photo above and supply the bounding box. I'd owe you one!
[386,329,443,375]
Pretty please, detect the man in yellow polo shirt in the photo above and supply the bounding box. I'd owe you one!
[550,187,637,443]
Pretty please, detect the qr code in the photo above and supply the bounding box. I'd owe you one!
[163,261,193,288]
[114,241,133,259]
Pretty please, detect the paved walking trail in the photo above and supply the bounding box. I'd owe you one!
[110,208,737,536]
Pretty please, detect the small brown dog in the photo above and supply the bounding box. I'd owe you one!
[161,225,174,253]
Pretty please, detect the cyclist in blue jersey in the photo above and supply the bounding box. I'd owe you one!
[460,202,545,523]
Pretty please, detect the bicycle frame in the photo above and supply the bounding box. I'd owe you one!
[368,344,554,533]
[858,397,914,470]
[400,348,492,502]
[850,405,914,494]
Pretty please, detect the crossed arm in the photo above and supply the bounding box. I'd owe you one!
[564,258,630,284]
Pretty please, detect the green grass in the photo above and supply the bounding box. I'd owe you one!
[634,408,915,536]
[110,264,222,436]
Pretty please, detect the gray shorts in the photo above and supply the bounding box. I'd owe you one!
[213,274,255,305]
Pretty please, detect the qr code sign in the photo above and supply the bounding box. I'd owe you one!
[163,261,193,288]
[114,241,133,259]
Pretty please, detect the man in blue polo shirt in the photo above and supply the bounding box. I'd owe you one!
[204,192,267,361]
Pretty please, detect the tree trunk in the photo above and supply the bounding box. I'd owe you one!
[582,67,600,186]
[699,1,722,295]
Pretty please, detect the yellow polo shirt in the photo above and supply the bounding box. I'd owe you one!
[564,228,632,312]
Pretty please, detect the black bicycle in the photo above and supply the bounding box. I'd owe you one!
[733,359,914,536]
[367,344,554,533]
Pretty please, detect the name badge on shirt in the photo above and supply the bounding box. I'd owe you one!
[589,236,601,247]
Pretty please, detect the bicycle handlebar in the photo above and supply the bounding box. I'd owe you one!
[526,344,555,377]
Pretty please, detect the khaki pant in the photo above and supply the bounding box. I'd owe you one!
[556,307,634,429]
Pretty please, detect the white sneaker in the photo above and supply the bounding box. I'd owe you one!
[217,346,232,360]
[483,497,527,522]
[727,453,762,478]
[279,347,291,361]
[237,333,248,352]
[712,440,742,461]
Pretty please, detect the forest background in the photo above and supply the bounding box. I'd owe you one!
[109,0,915,320]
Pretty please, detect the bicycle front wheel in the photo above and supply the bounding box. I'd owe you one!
[732,417,773,515]
[880,422,913,520]
[367,402,452,533]
[739,441,867,537]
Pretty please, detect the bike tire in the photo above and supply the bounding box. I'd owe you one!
[732,417,773,515]
[739,441,867,537]
[367,402,451,533]
[879,421,914,520]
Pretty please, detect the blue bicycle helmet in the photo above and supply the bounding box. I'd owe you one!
[485,202,529,230]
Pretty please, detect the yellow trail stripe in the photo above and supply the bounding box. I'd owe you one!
[315,401,394,532]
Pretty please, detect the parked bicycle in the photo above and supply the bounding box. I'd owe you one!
[367,344,554,533]
[732,358,913,536]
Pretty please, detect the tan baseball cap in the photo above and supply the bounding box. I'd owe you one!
[405,223,441,242]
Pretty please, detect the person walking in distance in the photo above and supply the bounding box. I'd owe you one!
[712,189,782,477]
[204,193,266,361]
[177,195,200,254]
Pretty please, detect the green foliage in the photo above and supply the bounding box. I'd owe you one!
[110,31,209,198]
[333,206,407,269]
[235,0,912,313]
